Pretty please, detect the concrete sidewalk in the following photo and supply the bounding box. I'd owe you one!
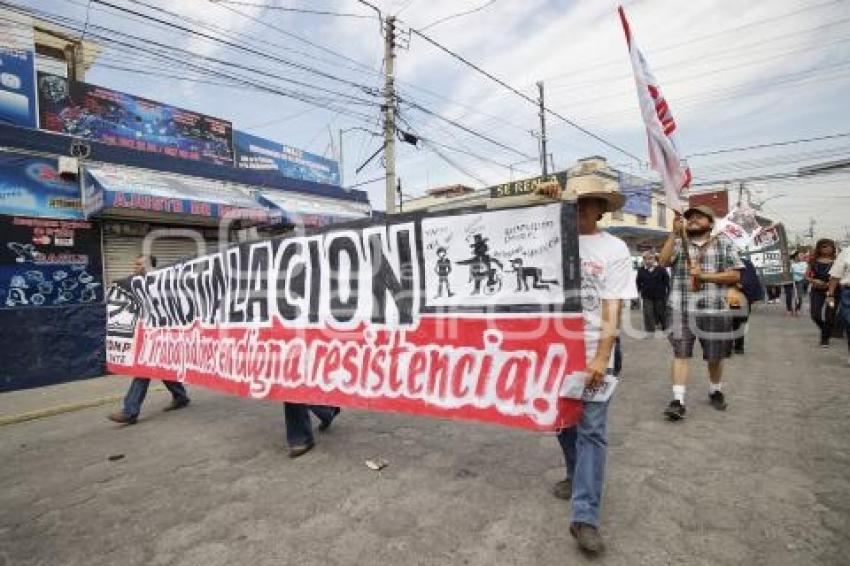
[0,374,159,425]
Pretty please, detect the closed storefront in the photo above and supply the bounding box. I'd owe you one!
[102,222,222,283]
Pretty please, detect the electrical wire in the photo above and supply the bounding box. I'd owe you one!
[686,132,850,158]
[420,0,498,31]
[403,23,644,163]
[401,99,535,160]
[89,0,379,95]
[206,1,374,18]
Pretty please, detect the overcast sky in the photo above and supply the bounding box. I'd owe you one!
[13,0,850,240]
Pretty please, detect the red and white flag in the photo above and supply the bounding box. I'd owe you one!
[618,6,691,212]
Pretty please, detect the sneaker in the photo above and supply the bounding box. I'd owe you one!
[664,400,686,421]
[709,391,727,411]
[552,478,572,500]
[569,522,605,555]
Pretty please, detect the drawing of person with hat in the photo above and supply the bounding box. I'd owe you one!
[456,233,503,295]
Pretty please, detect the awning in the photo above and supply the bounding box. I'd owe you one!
[258,189,370,228]
[83,165,282,225]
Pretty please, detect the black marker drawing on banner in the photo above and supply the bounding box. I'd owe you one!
[456,234,504,296]
[508,258,559,292]
[421,204,567,309]
[433,247,454,298]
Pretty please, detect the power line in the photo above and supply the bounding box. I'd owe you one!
[686,132,850,158]
[401,99,535,160]
[207,1,374,18]
[64,0,385,80]
[346,176,386,189]
[540,0,847,84]
[90,0,380,95]
[404,23,644,163]
[0,7,381,125]
[211,0,383,76]
[396,113,535,175]
[690,166,850,187]
[420,0,497,31]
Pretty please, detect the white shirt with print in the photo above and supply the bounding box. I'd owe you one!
[830,248,850,286]
[579,231,639,368]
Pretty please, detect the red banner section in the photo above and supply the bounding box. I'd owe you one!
[108,315,585,430]
[106,202,586,430]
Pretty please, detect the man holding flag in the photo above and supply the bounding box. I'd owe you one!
[619,6,740,419]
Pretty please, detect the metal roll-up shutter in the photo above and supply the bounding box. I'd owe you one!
[150,237,208,270]
[104,234,142,284]
[103,228,212,284]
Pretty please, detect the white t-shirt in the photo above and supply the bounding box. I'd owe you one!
[579,232,639,367]
[829,248,850,286]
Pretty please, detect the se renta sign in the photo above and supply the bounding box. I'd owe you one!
[106,202,586,430]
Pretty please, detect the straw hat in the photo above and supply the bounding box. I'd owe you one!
[566,174,626,212]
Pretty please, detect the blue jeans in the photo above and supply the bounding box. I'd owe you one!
[556,399,610,527]
[123,378,189,418]
[283,403,339,447]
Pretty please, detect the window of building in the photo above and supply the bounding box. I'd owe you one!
[657,203,667,228]
[637,215,647,225]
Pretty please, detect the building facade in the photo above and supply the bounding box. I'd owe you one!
[0,12,371,391]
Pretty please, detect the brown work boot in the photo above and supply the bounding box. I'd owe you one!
[569,522,605,555]
[552,478,572,500]
[287,442,315,459]
[107,411,137,425]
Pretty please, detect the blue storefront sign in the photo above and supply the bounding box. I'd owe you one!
[38,73,234,166]
[235,130,341,186]
[0,152,83,219]
[0,15,38,128]
[618,172,653,217]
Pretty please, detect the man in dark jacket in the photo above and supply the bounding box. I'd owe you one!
[636,252,670,332]
[732,257,764,354]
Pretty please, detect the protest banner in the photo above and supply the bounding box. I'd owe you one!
[106,202,587,430]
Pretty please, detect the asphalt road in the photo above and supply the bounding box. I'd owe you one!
[1,305,848,565]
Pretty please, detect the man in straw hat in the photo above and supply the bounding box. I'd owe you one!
[537,175,638,555]
[658,205,744,421]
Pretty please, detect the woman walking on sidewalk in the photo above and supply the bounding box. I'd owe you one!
[806,239,837,347]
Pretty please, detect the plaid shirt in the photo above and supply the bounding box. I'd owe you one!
[668,235,744,313]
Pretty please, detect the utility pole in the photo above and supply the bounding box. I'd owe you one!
[383,16,398,214]
[537,81,548,176]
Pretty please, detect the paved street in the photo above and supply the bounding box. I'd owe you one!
[1,305,848,566]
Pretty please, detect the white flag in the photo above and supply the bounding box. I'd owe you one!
[619,6,692,212]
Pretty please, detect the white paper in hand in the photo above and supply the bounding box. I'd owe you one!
[582,374,618,403]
